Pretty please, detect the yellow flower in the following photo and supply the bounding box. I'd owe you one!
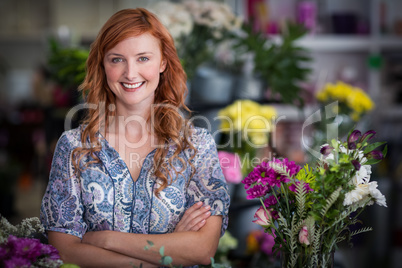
[218,100,277,134]
[316,81,374,121]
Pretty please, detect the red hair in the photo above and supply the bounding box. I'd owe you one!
[73,8,195,195]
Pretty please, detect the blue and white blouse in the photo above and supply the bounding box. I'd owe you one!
[40,126,230,239]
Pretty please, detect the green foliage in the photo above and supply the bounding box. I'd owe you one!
[177,24,217,80]
[47,38,89,90]
[234,21,312,106]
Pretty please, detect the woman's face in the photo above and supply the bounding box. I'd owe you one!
[103,33,166,111]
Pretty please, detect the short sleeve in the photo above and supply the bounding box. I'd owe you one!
[185,128,230,236]
[40,131,87,239]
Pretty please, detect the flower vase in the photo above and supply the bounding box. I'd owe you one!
[280,251,334,268]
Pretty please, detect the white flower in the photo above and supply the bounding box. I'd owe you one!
[344,180,387,207]
[369,181,387,207]
[351,164,371,185]
[344,183,370,206]
[149,1,193,41]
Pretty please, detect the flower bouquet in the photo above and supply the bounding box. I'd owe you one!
[0,215,73,268]
[242,129,387,267]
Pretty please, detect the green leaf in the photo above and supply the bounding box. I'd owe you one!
[362,141,387,154]
[159,246,165,256]
[382,144,388,158]
[161,256,173,266]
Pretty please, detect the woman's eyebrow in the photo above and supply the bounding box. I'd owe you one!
[105,52,154,57]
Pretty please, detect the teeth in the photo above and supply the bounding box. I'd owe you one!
[122,82,143,89]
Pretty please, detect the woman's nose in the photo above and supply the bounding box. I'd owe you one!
[124,61,138,80]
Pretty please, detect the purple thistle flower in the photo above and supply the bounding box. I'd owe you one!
[320,145,333,156]
[351,160,361,170]
[348,130,361,143]
[360,130,376,142]
[368,150,384,160]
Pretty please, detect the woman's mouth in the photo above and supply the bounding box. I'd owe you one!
[121,82,144,90]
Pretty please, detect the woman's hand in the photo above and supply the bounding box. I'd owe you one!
[174,201,211,232]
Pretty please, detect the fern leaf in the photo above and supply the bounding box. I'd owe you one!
[321,187,341,218]
[350,226,373,237]
[295,181,307,219]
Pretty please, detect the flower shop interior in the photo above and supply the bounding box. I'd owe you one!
[1,0,402,267]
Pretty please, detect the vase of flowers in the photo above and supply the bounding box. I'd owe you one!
[242,128,387,268]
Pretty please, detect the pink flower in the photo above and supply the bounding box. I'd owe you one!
[299,226,310,245]
[218,151,242,184]
[252,206,271,228]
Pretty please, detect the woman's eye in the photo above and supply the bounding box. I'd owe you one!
[112,58,123,63]
[139,57,149,62]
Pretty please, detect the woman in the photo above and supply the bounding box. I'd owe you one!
[40,8,230,267]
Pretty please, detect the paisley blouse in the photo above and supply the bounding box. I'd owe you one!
[40,126,230,240]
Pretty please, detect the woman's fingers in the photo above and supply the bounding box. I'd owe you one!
[174,202,212,232]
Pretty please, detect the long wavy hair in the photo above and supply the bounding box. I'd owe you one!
[73,8,196,195]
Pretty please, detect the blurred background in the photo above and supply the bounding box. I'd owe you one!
[0,0,401,267]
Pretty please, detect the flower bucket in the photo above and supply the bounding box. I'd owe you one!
[233,75,265,101]
[190,65,234,105]
[280,251,334,268]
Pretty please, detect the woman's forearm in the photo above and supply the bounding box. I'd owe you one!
[84,216,222,266]
[48,232,157,268]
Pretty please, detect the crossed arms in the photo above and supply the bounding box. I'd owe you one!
[48,202,222,268]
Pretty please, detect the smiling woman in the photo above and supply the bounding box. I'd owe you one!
[40,8,230,268]
[103,34,166,109]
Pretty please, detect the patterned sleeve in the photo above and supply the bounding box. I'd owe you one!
[40,131,87,239]
[185,128,230,236]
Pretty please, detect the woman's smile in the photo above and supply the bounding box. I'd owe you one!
[121,81,145,91]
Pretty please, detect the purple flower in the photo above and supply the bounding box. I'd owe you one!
[242,164,269,190]
[40,244,60,260]
[16,238,42,261]
[0,245,10,259]
[351,160,361,170]
[360,130,376,142]
[259,232,276,256]
[289,181,314,193]
[0,235,61,267]
[267,158,301,187]
[243,158,301,199]
[348,142,357,150]
[320,145,333,156]
[4,256,31,268]
[263,195,278,207]
[246,184,270,199]
[368,150,384,160]
[348,130,361,143]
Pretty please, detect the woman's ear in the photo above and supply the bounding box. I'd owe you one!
[160,59,167,73]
